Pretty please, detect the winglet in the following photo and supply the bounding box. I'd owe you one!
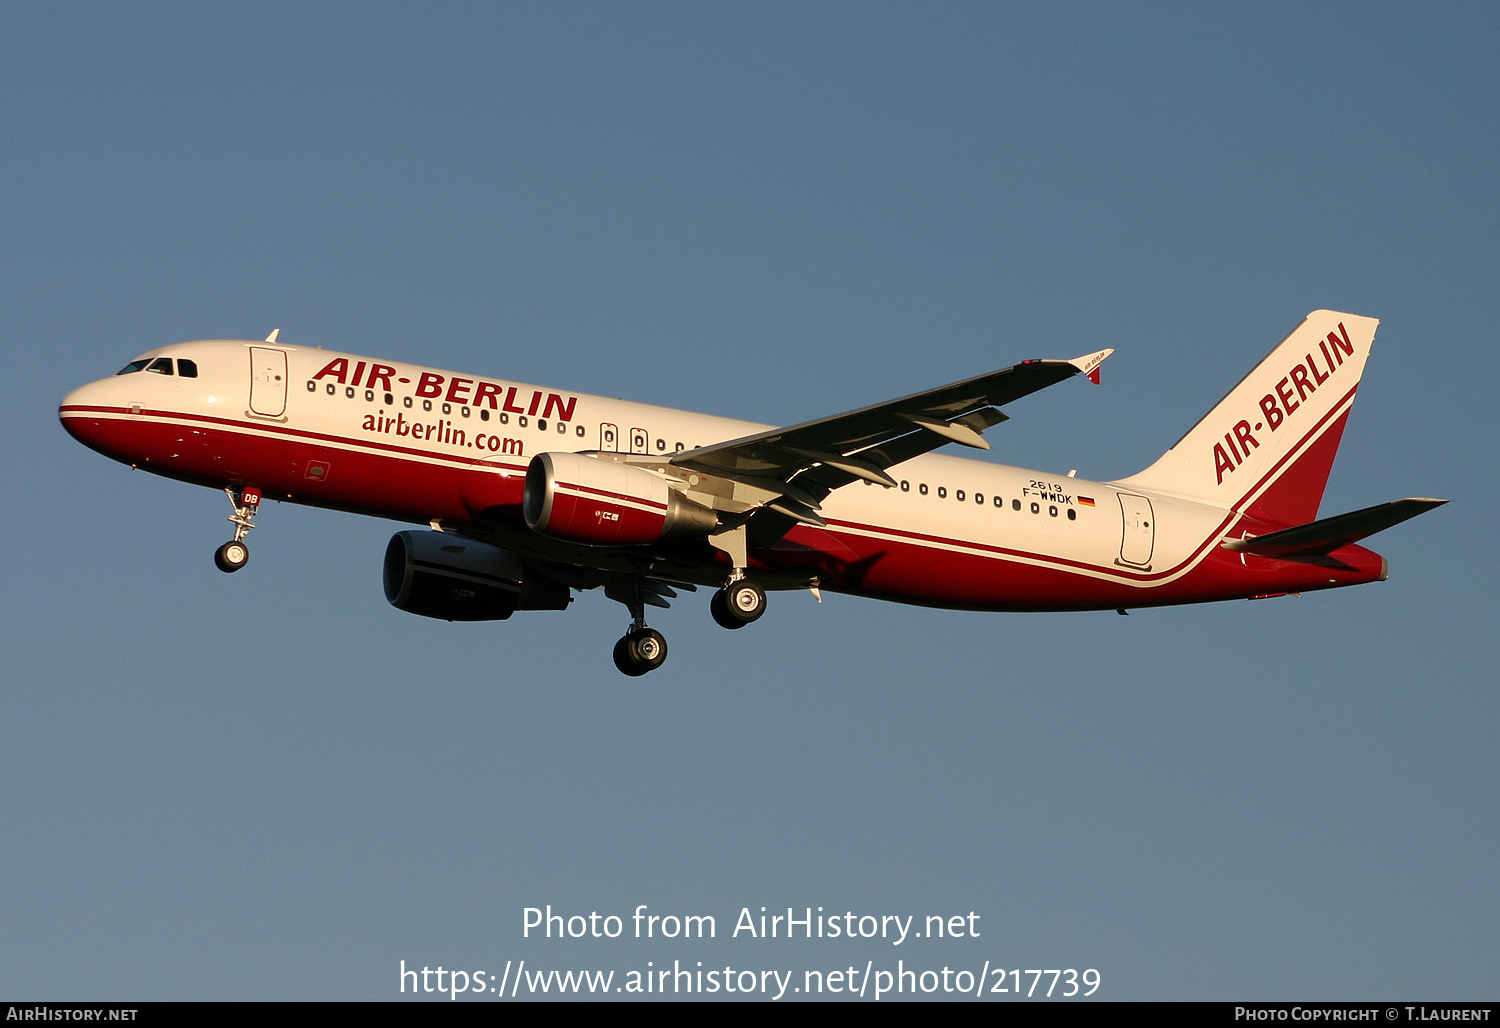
[1070,348,1113,385]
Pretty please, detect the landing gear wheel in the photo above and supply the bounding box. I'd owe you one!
[613,628,668,676]
[710,589,745,630]
[214,540,249,573]
[713,579,766,627]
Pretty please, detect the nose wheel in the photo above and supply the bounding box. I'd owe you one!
[215,485,262,573]
[214,540,250,573]
[613,628,668,677]
[710,578,766,629]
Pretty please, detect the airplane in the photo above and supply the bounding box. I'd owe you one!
[59,310,1444,676]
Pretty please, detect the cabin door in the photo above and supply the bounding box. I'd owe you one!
[1117,493,1155,568]
[248,347,288,418]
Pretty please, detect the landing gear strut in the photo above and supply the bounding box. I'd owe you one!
[609,575,669,676]
[215,486,261,573]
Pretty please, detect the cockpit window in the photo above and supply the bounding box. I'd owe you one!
[147,357,174,375]
[116,359,152,375]
[177,359,198,378]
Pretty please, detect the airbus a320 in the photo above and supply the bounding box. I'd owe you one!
[60,310,1443,675]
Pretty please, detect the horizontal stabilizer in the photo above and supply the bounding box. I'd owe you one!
[1223,498,1447,558]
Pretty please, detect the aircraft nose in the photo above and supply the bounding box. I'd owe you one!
[60,380,99,410]
[59,378,125,453]
[60,377,113,420]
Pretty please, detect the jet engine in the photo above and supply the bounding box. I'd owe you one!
[523,452,717,545]
[383,531,571,621]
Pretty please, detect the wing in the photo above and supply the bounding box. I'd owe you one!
[668,349,1113,524]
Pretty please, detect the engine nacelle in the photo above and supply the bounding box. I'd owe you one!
[383,531,571,621]
[523,451,718,545]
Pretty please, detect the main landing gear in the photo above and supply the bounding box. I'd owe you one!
[613,627,668,677]
[603,557,768,676]
[610,576,669,677]
[706,525,768,631]
[214,486,261,573]
[710,576,766,630]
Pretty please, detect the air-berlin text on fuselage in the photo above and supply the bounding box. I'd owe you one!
[1212,322,1355,485]
[312,358,579,422]
[359,410,525,455]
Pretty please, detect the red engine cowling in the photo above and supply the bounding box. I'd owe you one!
[383,531,571,621]
[523,451,717,545]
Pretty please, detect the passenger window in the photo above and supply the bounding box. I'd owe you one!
[177,359,198,378]
[147,357,174,375]
[116,359,152,375]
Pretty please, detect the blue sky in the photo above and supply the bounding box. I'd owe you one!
[3,2,1495,1000]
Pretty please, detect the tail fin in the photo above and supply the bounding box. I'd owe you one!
[1118,310,1377,525]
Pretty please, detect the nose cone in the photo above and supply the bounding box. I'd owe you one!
[61,378,103,411]
[59,377,130,459]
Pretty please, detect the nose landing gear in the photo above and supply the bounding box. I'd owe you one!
[215,486,261,573]
[214,539,250,573]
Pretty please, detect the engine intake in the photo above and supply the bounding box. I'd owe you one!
[523,451,717,545]
[383,531,571,621]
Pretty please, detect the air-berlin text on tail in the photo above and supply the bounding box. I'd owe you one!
[1212,322,1356,485]
[313,358,579,421]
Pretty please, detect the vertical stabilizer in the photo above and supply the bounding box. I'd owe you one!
[1117,311,1377,526]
